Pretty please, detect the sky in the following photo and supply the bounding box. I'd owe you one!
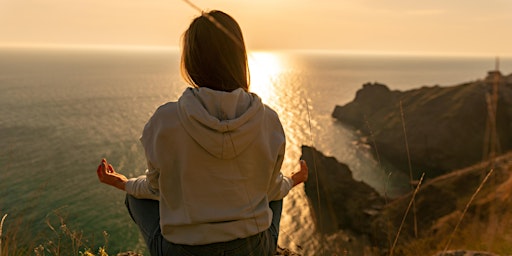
[1,0,511,56]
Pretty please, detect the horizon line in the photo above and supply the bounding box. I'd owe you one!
[1,43,511,58]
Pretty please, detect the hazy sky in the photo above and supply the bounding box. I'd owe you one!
[1,0,511,56]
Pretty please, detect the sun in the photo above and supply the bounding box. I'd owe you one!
[248,51,285,102]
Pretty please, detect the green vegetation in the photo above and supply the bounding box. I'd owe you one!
[0,211,117,256]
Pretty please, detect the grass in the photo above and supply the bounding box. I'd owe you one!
[391,209,512,255]
[381,155,512,256]
[0,210,125,256]
[389,173,425,256]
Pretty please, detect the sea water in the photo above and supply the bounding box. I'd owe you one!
[0,47,510,255]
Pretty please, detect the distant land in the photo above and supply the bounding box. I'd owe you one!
[332,71,512,178]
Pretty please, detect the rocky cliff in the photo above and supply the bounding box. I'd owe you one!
[301,145,512,255]
[332,72,512,178]
[301,146,385,235]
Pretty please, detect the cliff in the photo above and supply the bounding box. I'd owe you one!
[301,146,385,235]
[301,146,512,255]
[332,72,512,178]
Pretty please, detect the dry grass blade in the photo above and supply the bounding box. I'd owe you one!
[442,168,495,254]
[384,172,393,248]
[304,98,324,255]
[364,117,382,167]
[181,0,202,12]
[365,116,394,248]
[389,172,425,256]
[399,101,418,238]
[180,0,245,50]
[305,99,318,206]
[0,214,7,256]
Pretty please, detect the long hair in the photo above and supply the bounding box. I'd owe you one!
[181,10,249,92]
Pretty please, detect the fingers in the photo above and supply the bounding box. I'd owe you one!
[299,160,308,173]
[299,159,309,181]
[101,162,108,173]
[289,160,309,187]
[108,164,115,174]
[96,158,127,191]
[97,159,111,182]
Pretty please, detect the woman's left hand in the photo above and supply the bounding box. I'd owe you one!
[291,160,308,187]
[96,158,128,191]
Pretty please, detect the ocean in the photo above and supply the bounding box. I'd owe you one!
[1,47,510,255]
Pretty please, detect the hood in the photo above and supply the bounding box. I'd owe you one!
[177,87,265,159]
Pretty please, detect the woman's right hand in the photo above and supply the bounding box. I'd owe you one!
[291,160,308,187]
[96,158,128,191]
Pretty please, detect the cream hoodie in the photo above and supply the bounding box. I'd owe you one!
[125,87,293,245]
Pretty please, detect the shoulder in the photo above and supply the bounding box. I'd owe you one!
[262,104,282,126]
[154,102,178,117]
[142,102,179,135]
[261,104,285,142]
[141,102,182,151]
[263,104,279,118]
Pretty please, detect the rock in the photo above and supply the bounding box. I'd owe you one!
[117,252,143,256]
[301,145,385,235]
[275,246,302,256]
[332,72,512,178]
[431,250,498,256]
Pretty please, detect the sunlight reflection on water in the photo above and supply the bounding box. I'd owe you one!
[249,52,322,254]
[247,51,403,255]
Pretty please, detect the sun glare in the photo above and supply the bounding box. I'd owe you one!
[248,52,285,102]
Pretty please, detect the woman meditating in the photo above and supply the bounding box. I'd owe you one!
[96,10,308,256]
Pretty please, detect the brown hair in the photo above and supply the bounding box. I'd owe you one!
[181,10,249,92]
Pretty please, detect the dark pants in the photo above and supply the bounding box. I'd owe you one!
[125,195,283,256]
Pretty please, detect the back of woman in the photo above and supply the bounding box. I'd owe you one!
[140,85,288,245]
[96,10,308,256]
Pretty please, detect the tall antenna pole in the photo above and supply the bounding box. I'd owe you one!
[485,54,500,251]
[491,57,500,165]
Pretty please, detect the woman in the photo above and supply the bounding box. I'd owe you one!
[97,10,308,256]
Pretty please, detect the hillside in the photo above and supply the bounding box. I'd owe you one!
[301,146,512,255]
[373,151,512,255]
[331,71,512,178]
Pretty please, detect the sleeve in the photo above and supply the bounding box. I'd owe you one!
[125,161,160,201]
[125,109,161,200]
[267,143,293,201]
[267,173,293,201]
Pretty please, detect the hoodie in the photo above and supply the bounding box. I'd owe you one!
[125,87,293,245]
